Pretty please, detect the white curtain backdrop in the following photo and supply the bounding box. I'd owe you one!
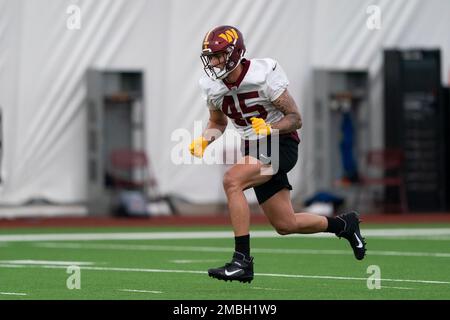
[1,0,449,208]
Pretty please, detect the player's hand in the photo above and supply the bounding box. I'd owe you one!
[250,117,271,136]
[189,136,209,158]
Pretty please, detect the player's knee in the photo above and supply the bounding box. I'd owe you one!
[274,221,295,235]
[223,171,241,193]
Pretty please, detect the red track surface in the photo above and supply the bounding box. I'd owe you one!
[0,213,450,228]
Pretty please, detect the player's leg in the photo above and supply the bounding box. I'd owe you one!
[260,189,328,234]
[223,156,272,237]
[261,189,366,260]
[208,155,271,283]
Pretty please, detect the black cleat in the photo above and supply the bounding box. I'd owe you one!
[208,252,254,283]
[336,211,367,260]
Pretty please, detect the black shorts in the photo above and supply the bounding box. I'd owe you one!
[241,132,300,204]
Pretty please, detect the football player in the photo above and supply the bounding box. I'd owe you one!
[189,25,366,283]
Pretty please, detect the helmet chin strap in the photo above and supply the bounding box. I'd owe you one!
[216,69,231,80]
[216,51,244,80]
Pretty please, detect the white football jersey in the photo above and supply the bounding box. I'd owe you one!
[199,58,289,140]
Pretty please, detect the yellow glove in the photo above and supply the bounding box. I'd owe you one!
[250,117,271,136]
[189,136,209,158]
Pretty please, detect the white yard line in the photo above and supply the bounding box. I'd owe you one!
[381,286,415,290]
[35,243,233,251]
[251,287,290,291]
[2,228,450,242]
[0,292,27,296]
[118,289,162,294]
[0,231,247,242]
[0,263,448,286]
[169,259,222,264]
[34,242,450,259]
[255,272,450,285]
[0,260,94,266]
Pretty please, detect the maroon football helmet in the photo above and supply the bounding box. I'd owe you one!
[201,25,246,80]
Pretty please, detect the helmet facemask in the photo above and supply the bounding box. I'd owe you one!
[201,45,244,80]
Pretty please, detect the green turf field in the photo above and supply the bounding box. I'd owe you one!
[1,224,450,300]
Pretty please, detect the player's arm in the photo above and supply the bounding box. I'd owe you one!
[270,89,302,133]
[189,109,228,158]
[203,109,228,143]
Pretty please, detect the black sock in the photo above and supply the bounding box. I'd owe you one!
[326,216,345,234]
[234,234,250,258]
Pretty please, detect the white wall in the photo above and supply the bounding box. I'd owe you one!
[1,0,449,207]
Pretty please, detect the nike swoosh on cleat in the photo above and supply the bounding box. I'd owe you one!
[354,233,364,248]
[259,154,271,164]
[224,269,242,276]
